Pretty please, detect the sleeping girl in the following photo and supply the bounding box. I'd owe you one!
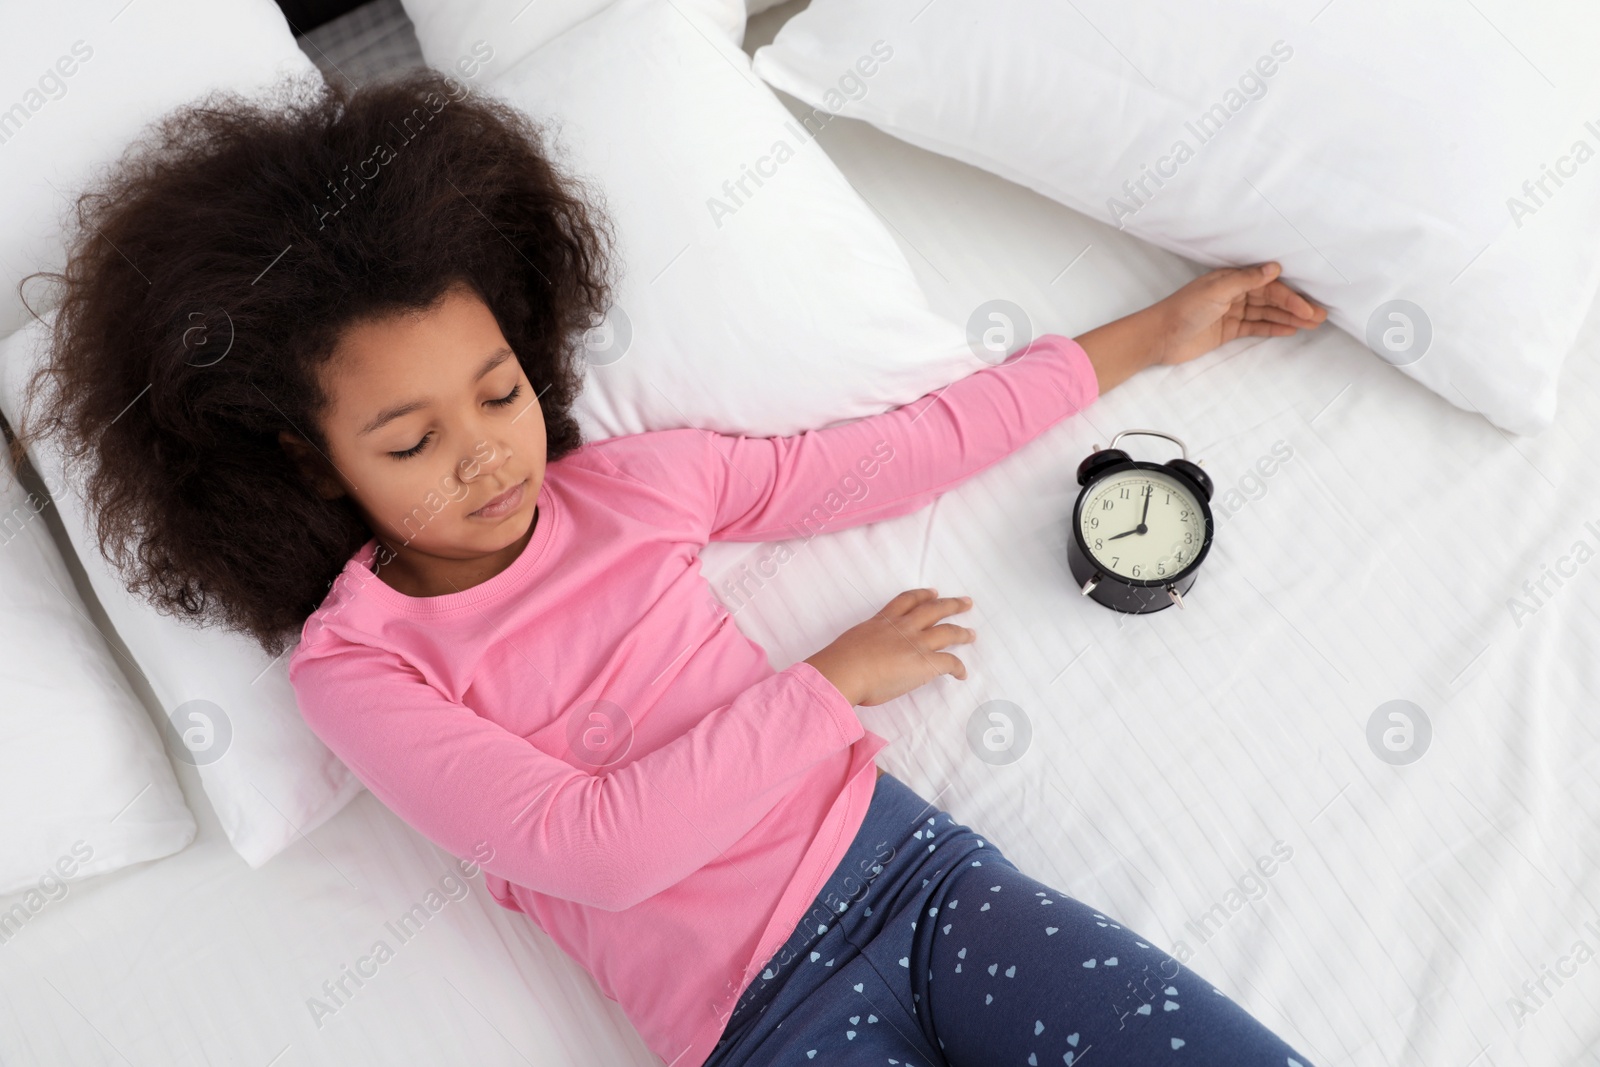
[16,71,1326,1067]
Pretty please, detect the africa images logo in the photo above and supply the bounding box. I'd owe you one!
[1106,41,1294,228]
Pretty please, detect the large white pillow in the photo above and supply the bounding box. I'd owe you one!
[753,0,1600,435]
[0,445,195,897]
[0,0,319,337]
[401,0,747,88]
[0,319,366,870]
[2,0,977,871]
[421,0,979,439]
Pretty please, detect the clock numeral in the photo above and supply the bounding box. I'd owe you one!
[1165,492,1171,504]
[1093,537,1103,549]
[1111,556,1119,567]
[1157,562,1166,575]
[1089,516,1099,528]
[1131,564,1142,577]
[1102,499,1114,511]
[1119,487,1131,499]
[1184,533,1193,544]
[1179,509,1190,519]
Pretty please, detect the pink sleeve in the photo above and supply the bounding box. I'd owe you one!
[290,642,863,912]
[655,333,1098,542]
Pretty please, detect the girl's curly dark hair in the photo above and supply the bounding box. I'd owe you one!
[13,68,613,656]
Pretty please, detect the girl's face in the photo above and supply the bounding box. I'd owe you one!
[285,282,548,596]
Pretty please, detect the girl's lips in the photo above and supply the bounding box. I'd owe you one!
[470,479,526,519]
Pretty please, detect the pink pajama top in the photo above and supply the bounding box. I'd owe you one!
[287,335,1098,1066]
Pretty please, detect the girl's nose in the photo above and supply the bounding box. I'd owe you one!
[459,437,511,482]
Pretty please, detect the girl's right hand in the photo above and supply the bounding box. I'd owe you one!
[803,589,976,707]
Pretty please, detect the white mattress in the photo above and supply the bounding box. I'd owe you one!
[6,3,1600,1065]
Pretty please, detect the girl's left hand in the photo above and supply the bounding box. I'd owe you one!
[1153,261,1326,367]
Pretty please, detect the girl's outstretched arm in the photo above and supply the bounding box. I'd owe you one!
[616,262,1322,546]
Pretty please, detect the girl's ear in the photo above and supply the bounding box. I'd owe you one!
[277,431,346,501]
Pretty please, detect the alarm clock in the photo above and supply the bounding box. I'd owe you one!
[1066,430,1215,613]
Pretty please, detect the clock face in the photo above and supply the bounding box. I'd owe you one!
[1078,468,1206,583]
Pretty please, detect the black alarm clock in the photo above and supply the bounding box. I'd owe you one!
[1066,430,1215,614]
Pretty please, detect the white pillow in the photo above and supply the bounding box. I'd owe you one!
[472,0,977,439]
[401,0,747,87]
[753,0,1600,435]
[0,2,358,870]
[0,319,366,870]
[0,0,319,337]
[0,444,195,896]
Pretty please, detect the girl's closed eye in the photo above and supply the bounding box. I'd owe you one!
[390,433,432,460]
[487,383,522,408]
[387,384,521,459]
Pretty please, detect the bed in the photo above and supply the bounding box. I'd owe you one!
[4,1,1599,1065]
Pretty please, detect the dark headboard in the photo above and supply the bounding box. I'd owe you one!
[273,0,371,35]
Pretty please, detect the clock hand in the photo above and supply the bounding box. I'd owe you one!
[1103,487,1152,541]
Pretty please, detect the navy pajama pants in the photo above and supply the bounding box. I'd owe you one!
[703,773,1318,1067]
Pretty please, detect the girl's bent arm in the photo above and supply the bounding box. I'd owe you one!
[290,641,863,912]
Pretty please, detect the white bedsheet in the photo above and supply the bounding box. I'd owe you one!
[5,3,1599,1064]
